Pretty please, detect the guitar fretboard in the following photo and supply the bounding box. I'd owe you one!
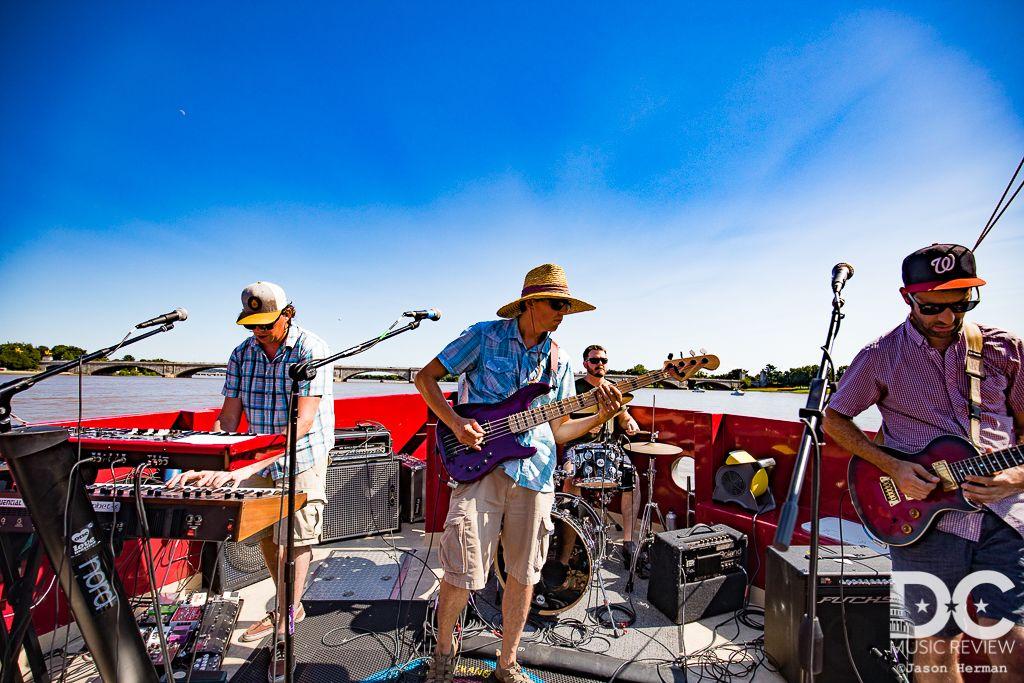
[947,444,1024,483]
[506,368,674,434]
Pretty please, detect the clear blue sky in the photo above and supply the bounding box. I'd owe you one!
[2,3,1022,373]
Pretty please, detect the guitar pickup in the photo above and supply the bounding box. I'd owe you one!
[879,476,902,507]
[931,460,959,492]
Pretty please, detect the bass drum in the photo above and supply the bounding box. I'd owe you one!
[494,495,596,615]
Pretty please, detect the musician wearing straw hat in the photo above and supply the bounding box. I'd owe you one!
[415,264,623,683]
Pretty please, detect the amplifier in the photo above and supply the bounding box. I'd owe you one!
[647,524,748,624]
[655,524,747,582]
[397,455,425,523]
[329,425,393,463]
[322,458,400,543]
[765,545,902,683]
[202,537,270,592]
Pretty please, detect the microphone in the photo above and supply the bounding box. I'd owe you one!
[135,308,189,329]
[403,308,441,322]
[831,263,854,294]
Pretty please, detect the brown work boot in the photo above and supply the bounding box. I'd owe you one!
[492,652,532,683]
[425,648,458,683]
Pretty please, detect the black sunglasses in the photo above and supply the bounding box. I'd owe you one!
[543,299,572,312]
[908,293,980,316]
[243,312,284,331]
[586,357,609,364]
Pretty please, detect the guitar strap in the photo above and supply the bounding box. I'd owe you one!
[964,321,985,448]
[547,339,559,381]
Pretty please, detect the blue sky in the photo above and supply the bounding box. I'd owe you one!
[2,3,1022,373]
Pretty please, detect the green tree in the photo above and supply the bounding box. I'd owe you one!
[121,354,136,361]
[0,343,42,370]
[760,363,782,386]
[50,344,86,361]
[781,364,818,387]
[628,364,648,375]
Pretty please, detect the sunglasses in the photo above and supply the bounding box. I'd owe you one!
[543,299,572,312]
[908,293,980,316]
[586,357,609,365]
[243,312,284,331]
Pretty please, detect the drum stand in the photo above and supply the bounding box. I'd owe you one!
[586,490,622,638]
[625,445,666,594]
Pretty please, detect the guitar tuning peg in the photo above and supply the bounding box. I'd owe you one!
[688,349,695,357]
[667,353,673,360]
[699,347,707,355]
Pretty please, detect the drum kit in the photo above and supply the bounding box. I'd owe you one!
[493,414,685,625]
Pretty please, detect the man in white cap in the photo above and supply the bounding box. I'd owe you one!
[168,281,334,683]
[415,264,622,683]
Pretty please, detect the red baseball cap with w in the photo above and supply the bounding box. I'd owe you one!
[901,244,987,294]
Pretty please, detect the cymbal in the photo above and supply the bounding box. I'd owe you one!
[623,441,684,456]
[571,392,634,416]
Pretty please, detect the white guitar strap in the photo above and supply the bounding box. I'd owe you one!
[964,321,985,448]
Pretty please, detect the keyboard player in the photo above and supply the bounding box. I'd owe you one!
[167,281,333,683]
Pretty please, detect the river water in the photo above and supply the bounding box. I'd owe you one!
[2,373,881,430]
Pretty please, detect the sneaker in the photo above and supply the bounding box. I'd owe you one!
[267,640,290,683]
[425,649,458,683]
[242,605,305,643]
[492,659,532,683]
[241,611,276,643]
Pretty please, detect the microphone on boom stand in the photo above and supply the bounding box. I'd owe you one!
[135,308,189,329]
[773,261,855,683]
[402,308,442,321]
[831,263,854,300]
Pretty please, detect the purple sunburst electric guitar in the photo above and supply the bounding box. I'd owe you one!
[848,434,1024,546]
[436,353,719,483]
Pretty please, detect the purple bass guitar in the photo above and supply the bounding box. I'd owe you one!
[436,353,719,483]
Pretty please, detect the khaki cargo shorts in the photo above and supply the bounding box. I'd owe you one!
[439,468,555,591]
[243,461,327,547]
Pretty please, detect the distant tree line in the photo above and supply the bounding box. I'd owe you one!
[0,342,168,374]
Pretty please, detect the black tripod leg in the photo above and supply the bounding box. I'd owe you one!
[0,534,50,683]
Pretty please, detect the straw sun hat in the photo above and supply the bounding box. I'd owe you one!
[496,264,596,319]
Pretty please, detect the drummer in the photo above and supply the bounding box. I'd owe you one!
[566,345,642,565]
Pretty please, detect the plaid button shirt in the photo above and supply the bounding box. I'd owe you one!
[437,318,576,493]
[832,319,1024,541]
[222,323,334,480]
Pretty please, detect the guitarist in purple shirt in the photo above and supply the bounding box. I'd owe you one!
[824,244,1024,682]
[415,264,623,683]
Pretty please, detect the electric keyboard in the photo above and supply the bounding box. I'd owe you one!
[0,483,306,542]
[64,428,286,471]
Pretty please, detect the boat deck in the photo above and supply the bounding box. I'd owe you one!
[39,522,784,682]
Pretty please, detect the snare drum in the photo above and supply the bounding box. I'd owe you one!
[566,443,626,489]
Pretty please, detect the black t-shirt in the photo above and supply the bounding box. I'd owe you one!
[569,376,621,446]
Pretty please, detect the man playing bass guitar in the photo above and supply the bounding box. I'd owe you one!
[824,244,1024,682]
[415,263,623,683]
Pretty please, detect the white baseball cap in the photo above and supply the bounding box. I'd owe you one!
[236,281,289,325]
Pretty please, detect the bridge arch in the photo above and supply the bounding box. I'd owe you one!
[340,370,408,382]
[90,363,164,377]
[176,366,227,378]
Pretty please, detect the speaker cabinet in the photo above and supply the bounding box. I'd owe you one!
[322,458,400,543]
[765,545,902,683]
[398,455,425,523]
[202,537,270,592]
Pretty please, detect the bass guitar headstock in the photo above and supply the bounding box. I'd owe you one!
[663,352,720,382]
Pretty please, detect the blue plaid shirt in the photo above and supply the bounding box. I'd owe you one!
[222,323,334,480]
[437,318,575,493]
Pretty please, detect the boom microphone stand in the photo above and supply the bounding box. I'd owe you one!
[772,264,853,683]
[280,312,438,683]
[0,322,180,434]
[0,322,182,683]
